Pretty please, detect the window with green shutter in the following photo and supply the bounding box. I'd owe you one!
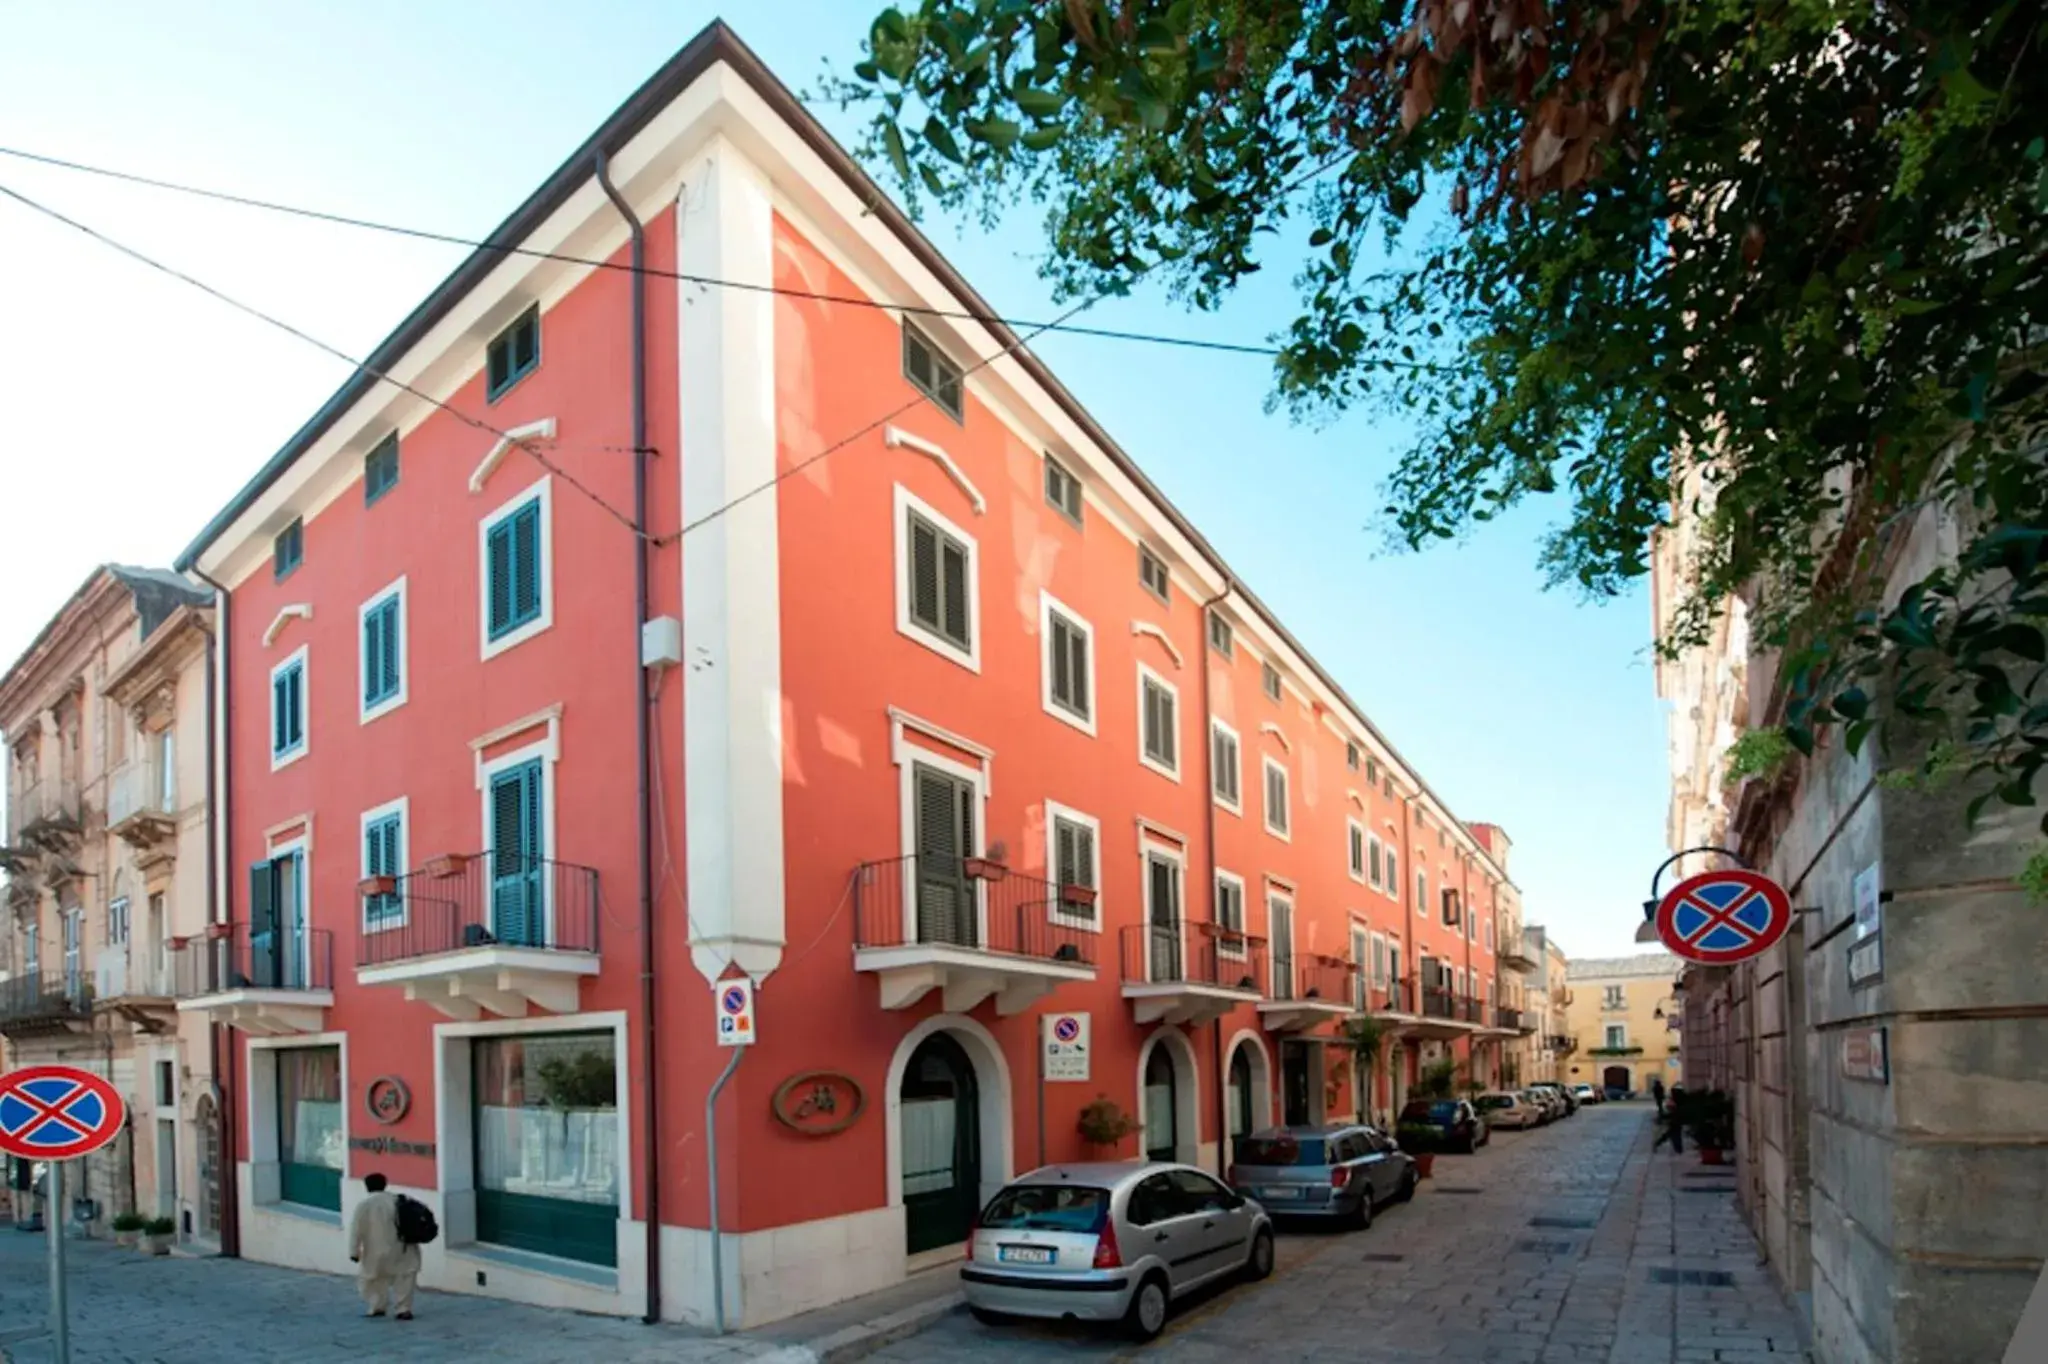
[486,497,544,643]
[906,506,972,653]
[270,655,306,762]
[364,433,399,504]
[363,810,404,929]
[486,305,541,402]
[273,518,303,581]
[362,592,402,712]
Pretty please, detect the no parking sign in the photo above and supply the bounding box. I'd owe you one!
[715,976,756,1047]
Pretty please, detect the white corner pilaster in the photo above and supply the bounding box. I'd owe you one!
[679,137,785,985]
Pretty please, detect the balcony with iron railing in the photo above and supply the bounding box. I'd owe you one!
[1547,1033,1577,1054]
[0,972,93,1036]
[106,761,178,852]
[853,854,1096,1014]
[355,852,601,1019]
[1496,1005,1538,1035]
[173,925,335,1035]
[1497,933,1538,972]
[1355,975,1419,1018]
[1406,977,1483,1039]
[8,776,83,849]
[1257,953,1356,1031]
[93,945,175,1013]
[1119,921,1265,1025]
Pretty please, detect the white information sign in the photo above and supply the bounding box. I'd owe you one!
[715,976,757,1047]
[1042,1012,1090,1082]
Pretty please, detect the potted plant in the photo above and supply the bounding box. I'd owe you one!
[142,1216,176,1255]
[356,873,398,898]
[1058,882,1097,909]
[111,1210,145,1249]
[962,855,1004,882]
[1338,1014,1391,1124]
[1076,1096,1141,1155]
[1396,1123,1439,1178]
[423,852,469,878]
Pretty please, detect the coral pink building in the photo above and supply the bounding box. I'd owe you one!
[173,22,1533,1328]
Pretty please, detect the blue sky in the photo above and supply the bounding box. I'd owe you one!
[0,1,1669,957]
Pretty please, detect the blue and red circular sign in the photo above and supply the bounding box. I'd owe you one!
[721,986,748,1015]
[0,1065,127,1161]
[1656,869,1793,965]
[1053,1016,1081,1043]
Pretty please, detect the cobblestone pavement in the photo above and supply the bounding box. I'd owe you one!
[0,1104,1808,1364]
[871,1102,1813,1363]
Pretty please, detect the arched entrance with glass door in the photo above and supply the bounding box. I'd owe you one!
[900,1033,981,1254]
[1135,1028,1200,1165]
[1144,1047,1177,1162]
[1603,1064,1632,1095]
[1223,1031,1273,1153]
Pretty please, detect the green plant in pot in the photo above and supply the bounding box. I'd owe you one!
[143,1216,176,1255]
[111,1210,145,1249]
[1395,1122,1439,1178]
[1686,1090,1737,1163]
[1416,1056,1459,1099]
[1076,1096,1141,1153]
[1337,1014,1391,1126]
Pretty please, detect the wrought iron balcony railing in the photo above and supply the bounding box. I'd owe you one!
[852,854,1096,967]
[1119,921,1266,992]
[357,853,600,967]
[173,925,334,996]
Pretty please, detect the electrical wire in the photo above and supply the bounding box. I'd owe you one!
[0,142,1285,359]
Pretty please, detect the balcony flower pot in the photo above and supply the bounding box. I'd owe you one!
[1698,1146,1725,1166]
[962,857,1004,882]
[205,922,231,941]
[1058,883,1097,909]
[1411,1152,1436,1179]
[423,853,470,879]
[143,1217,175,1256]
[356,874,397,898]
[111,1211,144,1248]
[1076,1096,1140,1155]
[1052,942,1083,963]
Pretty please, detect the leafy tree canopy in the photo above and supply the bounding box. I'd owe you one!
[833,0,2048,830]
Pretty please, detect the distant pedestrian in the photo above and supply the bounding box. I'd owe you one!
[1659,1084,1687,1154]
[348,1173,421,1320]
[1650,1076,1666,1114]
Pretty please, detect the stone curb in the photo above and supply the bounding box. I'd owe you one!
[776,1288,965,1364]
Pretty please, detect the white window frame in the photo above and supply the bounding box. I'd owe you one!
[1207,612,1233,657]
[269,644,309,772]
[1416,868,1428,920]
[892,483,981,673]
[1209,718,1242,815]
[1371,931,1389,988]
[1484,915,1493,953]
[358,575,409,725]
[1213,869,1247,960]
[477,476,556,661]
[1350,921,1370,1010]
[1367,833,1384,889]
[1140,839,1187,983]
[1347,818,1367,883]
[1267,891,1295,998]
[1043,799,1102,932]
[1138,544,1171,604]
[359,796,410,933]
[894,740,990,945]
[1261,660,1282,702]
[1042,452,1084,524]
[1262,756,1290,841]
[1038,592,1096,736]
[477,734,560,945]
[1605,1023,1628,1050]
[1136,663,1180,782]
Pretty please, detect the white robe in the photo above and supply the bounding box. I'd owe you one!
[348,1190,421,1313]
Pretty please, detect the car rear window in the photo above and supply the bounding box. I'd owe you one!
[978,1185,1109,1233]
[1400,1101,1460,1122]
[1476,1095,1514,1110]
[1234,1136,1327,1166]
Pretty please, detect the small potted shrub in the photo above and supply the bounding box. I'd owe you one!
[356,873,398,898]
[143,1216,176,1256]
[1397,1123,1439,1178]
[1076,1096,1141,1155]
[1688,1090,1736,1164]
[1058,882,1097,910]
[962,855,1005,882]
[423,852,470,879]
[111,1211,145,1249]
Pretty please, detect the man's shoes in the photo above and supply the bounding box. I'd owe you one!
[366,1310,386,1318]
[395,1312,413,1321]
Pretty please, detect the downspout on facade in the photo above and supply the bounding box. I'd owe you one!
[594,152,662,1326]
[189,565,237,1258]
[1197,580,1231,1177]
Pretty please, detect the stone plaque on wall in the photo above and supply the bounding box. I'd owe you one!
[1841,1026,1889,1084]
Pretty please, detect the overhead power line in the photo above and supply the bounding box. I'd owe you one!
[0,143,1286,360]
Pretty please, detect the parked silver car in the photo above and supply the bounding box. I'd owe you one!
[1476,1091,1543,1130]
[960,1161,1274,1341]
[1227,1123,1418,1228]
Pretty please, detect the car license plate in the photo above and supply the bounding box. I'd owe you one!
[1261,1186,1298,1200]
[998,1244,1053,1265]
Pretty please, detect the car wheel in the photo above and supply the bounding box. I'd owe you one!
[1245,1228,1275,1281]
[1397,1168,1418,1202]
[969,1307,1009,1328]
[1124,1273,1171,1341]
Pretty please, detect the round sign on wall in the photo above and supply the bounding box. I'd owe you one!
[1654,869,1794,965]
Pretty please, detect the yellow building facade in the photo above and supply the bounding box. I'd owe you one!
[1562,953,1682,1097]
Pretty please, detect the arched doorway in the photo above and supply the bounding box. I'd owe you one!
[194,1094,221,1239]
[1603,1065,1632,1095]
[1223,1032,1274,1151]
[1144,1047,1177,1162]
[1228,1046,1254,1142]
[900,1033,980,1254]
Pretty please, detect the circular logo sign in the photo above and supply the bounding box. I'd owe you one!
[722,986,748,1014]
[365,1076,412,1126]
[1052,1016,1081,1043]
[1655,869,1793,965]
[0,1065,127,1161]
[770,1071,866,1137]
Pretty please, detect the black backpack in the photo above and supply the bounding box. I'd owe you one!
[395,1194,439,1246]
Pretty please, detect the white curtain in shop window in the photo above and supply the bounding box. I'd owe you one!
[901,1097,956,1197]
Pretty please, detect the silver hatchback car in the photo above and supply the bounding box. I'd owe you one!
[960,1161,1275,1341]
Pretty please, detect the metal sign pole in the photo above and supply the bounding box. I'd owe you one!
[48,1159,69,1364]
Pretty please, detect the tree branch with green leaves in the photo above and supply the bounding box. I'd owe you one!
[829,0,2048,847]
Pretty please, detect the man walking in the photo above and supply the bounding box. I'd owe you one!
[348,1173,420,1320]
[1659,1084,1687,1154]
[1650,1075,1666,1115]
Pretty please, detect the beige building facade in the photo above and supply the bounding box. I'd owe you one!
[1,566,220,1245]
[1517,925,1575,1085]
[1562,953,1682,1097]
